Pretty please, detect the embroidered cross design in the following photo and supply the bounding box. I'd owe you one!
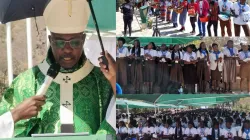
[63,76,71,83]
[83,106,90,114]
[62,101,71,108]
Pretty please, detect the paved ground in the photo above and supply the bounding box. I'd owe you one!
[116,10,250,37]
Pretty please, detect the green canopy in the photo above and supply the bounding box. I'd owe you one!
[86,0,115,31]
[124,37,200,46]
[116,94,250,108]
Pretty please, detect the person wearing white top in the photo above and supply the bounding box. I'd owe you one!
[197,121,211,139]
[238,43,250,94]
[142,121,155,139]
[221,117,237,139]
[231,0,250,36]
[118,121,129,140]
[208,121,222,140]
[184,121,199,139]
[157,44,171,90]
[128,123,137,139]
[183,45,198,93]
[196,42,210,93]
[238,120,250,139]
[129,39,144,94]
[172,121,185,140]
[218,0,233,36]
[170,44,185,85]
[161,123,174,139]
[209,43,224,93]
[117,38,129,87]
[136,123,144,139]
[143,42,158,94]
[222,40,239,93]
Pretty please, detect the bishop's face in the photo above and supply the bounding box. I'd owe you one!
[49,32,85,69]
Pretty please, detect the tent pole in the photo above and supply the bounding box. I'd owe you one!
[26,18,33,68]
[126,103,130,121]
[6,22,13,86]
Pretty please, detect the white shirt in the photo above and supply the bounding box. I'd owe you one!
[221,127,237,138]
[154,126,161,134]
[161,127,174,135]
[209,51,224,71]
[0,112,14,138]
[239,51,250,60]
[144,49,158,57]
[158,51,171,62]
[199,1,203,15]
[158,51,171,59]
[172,51,184,60]
[183,52,197,62]
[223,47,239,57]
[118,127,128,134]
[239,128,250,139]
[210,128,222,139]
[231,2,250,25]
[142,126,155,134]
[137,127,144,134]
[171,127,185,136]
[128,127,138,135]
[218,0,233,15]
[197,50,208,59]
[117,46,129,58]
[129,48,143,57]
[144,49,158,60]
[184,127,198,137]
[197,127,211,137]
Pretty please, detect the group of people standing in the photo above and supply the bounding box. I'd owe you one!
[120,0,250,37]
[116,37,250,94]
[116,109,250,140]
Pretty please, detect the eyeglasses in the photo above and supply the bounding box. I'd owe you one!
[51,38,83,49]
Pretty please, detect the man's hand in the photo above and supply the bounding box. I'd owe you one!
[11,95,46,123]
[99,51,116,96]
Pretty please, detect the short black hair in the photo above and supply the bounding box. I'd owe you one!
[118,37,125,44]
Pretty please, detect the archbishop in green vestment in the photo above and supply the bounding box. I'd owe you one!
[0,0,116,138]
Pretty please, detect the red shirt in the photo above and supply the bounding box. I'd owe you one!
[209,2,219,21]
[181,0,188,8]
[188,2,198,13]
[197,0,210,17]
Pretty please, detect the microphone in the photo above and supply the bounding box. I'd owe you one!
[36,63,60,96]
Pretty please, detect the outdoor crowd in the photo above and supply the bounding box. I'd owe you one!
[116,108,250,140]
[117,37,250,94]
[119,0,250,37]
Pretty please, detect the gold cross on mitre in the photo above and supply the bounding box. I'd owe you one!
[65,0,74,17]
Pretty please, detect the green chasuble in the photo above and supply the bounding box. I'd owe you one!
[0,50,115,137]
